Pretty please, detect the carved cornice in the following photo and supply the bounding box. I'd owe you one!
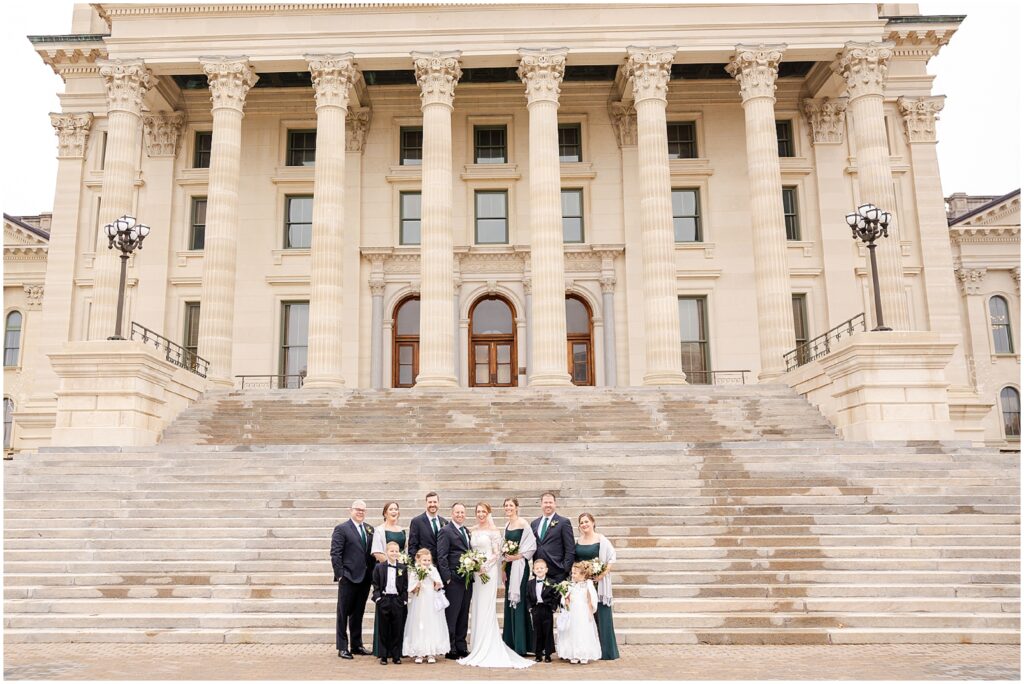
[200,57,259,112]
[885,27,956,59]
[802,97,847,145]
[624,46,676,104]
[346,106,372,152]
[306,53,357,110]
[49,112,93,159]
[97,59,155,116]
[142,112,187,157]
[37,44,107,77]
[955,267,987,295]
[363,246,619,277]
[22,284,44,310]
[517,48,568,106]
[832,41,894,100]
[949,225,1021,244]
[412,51,462,109]
[608,101,637,147]
[725,44,786,103]
[897,96,944,144]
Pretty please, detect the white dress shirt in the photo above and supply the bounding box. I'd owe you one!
[385,564,398,595]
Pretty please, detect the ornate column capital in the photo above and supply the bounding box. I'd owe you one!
[897,96,945,143]
[832,41,895,100]
[97,58,155,116]
[49,112,93,158]
[726,44,786,103]
[517,48,568,106]
[600,275,617,294]
[624,46,676,103]
[608,101,637,147]
[346,106,372,152]
[23,284,44,310]
[1013,267,1020,294]
[955,267,987,295]
[305,53,357,110]
[142,111,187,157]
[412,50,462,109]
[802,97,848,144]
[522,277,532,295]
[369,279,386,297]
[200,57,259,112]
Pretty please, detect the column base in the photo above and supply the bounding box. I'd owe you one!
[414,374,459,388]
[206,376,234,390]
[758,368,786,382]
[642,370,688,386]
[528,372,573,387]
[302,377,346,390]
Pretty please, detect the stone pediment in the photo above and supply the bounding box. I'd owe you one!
[949,191,1020,228]
[3,216,50,248]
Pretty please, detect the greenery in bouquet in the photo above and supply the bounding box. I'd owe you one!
[411,564,430,582]
[456,549,489,589]
[588,559,605,580]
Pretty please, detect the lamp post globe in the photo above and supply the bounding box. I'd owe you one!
[849,203,892,332]
[104,214,152,340]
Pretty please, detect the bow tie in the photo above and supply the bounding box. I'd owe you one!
[388,564,397,569]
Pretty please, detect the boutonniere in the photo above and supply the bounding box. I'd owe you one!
[398,568,404,577]
[365,525,374,534]
[550,520,559,528]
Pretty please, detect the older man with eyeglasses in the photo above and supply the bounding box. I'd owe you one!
[331,499,376,659]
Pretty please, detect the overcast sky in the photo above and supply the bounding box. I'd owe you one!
[1,0,1019,216]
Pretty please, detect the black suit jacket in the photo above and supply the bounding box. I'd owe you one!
[526,579,560,613]
[407,512,448,563]
[330,519,375,584]
[531,514,575,578]
[371,561,409,604]
[436,522,472,586]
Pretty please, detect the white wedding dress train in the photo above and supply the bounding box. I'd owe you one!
[458,529,535,669]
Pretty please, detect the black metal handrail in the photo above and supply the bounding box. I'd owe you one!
[130,321,209,378]
[784,312,866,372]
[686,370,750,385]
[236,373,306,390]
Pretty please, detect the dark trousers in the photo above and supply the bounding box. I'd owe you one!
[531,605,555,656]
[444,579,472,654]
[336,578,372,652]
[376,595,406,659]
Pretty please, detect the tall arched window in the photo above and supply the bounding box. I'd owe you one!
[392,296,420,388]
[4,311,22,367]
[3,397,13,450]
[990,296,1014,354]
[1000,387,1020,439]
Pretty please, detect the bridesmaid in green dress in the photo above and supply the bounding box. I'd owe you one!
[575,513,619,660]
[371,501,407,658]
[501,497,536,655]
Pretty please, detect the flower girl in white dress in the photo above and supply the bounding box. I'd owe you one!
[557,561,602,664]
[403,548,451,663]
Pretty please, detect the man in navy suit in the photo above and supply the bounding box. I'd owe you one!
[407,491,447,565]
[530,491,575,582]
[436,502,473,659]
[330,499,375,659]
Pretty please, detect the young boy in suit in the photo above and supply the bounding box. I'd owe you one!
[372,541,409,664]
[526,558,560,662]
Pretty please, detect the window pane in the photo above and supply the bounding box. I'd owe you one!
[400,192,421,245]
[776,121,794,157]
[679,297,708,382]
[190,198,206,250]
[395,298,420,336]
[558,124,581,162]
[792,295,808,347]
[475,345,490,384]
[194,132,212,168]
[399,364,413,385]
[990,296,1014,353]
[667,122,697,159]
[3,398,12,449]
[678,299,704,341]
[497,363,511,384]
[476,219,508,244]
[286,196,313,249]
[1002,387,1021,437]
[472,298,513,334]
[783,187,800,241]
[287,130,317,166]
[184,303,201,350]
[561,189,583,242]
[672,189,701,242]
[4,312,22,367]
[563,217,583,243]
[566,298,589,334]
[674,218,698,243]
[475,126,507,164]
[285,304,309,346]
[476,191,507,219]
[399,346,413,364]
[561,190,582,216]
[400,127,423,166]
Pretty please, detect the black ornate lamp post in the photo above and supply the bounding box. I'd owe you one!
[846,203,892,332]
[104,214,151,340]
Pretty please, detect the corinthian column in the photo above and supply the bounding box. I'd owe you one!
[833,41,910,330]
[302,54,357,389]
[197,57,258,386]
[411,51,461,387]
[518,48,572,386]
[726,44,795,380]
[625,46,686,385]
[90,59,154,340]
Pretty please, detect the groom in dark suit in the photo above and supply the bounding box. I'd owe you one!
[330,499,375,659]
[530,491,575,582]
[436,502,473,659]
[407,491,448,565]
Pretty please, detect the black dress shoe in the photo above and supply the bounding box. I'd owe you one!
[392,657,401,664]
[379,658,388,665]
[353,647,371,656]
[534,656,543,662]
[338,650,353,660]
[544,656,552,663]
[444,652,459,660]
[457,650,470,658]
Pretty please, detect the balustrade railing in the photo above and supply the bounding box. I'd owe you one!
[130,322,209,378]
[236,374,306,390]
[783,312,866,372]
[685,370,750,385]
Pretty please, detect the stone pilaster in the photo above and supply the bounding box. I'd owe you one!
[303,53,358,389]
[833,41,911,330]
[727,44,795,380]
[519,48,572,386]
[90,59,154,340]
[625,46,686,385]
[802,97,847,145]
[196,57,258,386]
[369,279,386,390]
[600,275,618,387]
[411,50,461,387]
[142,112,187,157]
[897,96,944,144]
[49,112,93,158]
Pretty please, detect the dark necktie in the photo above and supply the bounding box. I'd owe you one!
[431,517,439,536]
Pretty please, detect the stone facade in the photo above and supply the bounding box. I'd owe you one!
[8,2,1018,448]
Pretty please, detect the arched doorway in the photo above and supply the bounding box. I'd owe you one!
[469,295,517,387]
[566,295,595,386]
[392,296,420,388]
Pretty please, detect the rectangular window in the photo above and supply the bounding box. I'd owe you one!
[284,196,313,249]
[679,297,709,384]
[193,131,212,168]
[558,123,582,162]
[474,125,507,164]
[782,187,800,240]
[672,189,702,242]
[280,302,309,388]
[475,190,509,244]
[99,132,108,170]
[189,197,207,250]
[400,192,421,245]
[183,302,201,364]
[561,189,584,243]
[400,127,423,166]
[667,122,697,159]
[776,120,794,158]
[792,294,809,364]
[286,129,317,167]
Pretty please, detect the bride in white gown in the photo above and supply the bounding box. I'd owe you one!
[458,503,535,669]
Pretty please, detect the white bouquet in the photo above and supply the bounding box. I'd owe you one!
[456,550,489,589]
[588,559,605,579]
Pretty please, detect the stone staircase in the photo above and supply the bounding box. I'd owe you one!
[4,387,1020,645]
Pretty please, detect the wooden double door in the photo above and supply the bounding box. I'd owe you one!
[469,296,517,387]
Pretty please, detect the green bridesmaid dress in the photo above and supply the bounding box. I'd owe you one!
[501,527,533,655]
[372,528,407,658]
[575,541,620,660]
